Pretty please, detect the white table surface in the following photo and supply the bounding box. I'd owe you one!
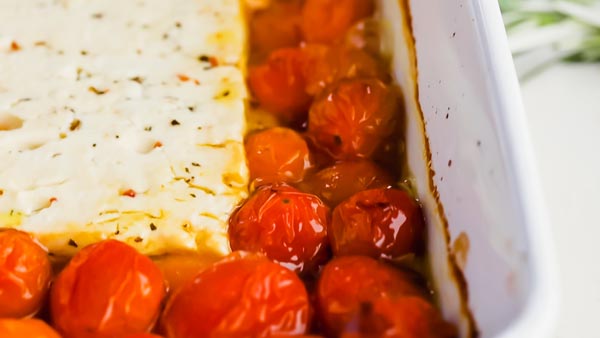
[520,63,600,338]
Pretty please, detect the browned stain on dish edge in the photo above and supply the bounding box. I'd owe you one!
[396,0,479,336]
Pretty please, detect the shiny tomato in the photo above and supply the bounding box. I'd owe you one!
[50,240,165,338]
[340,297,457,338]
[316,256,427,337]
[0,229,52,318]
[301,0,375,43]
[161,251,310,337]
[250,0,303,60]
[307,78,399,160]
[330,188,425,259]
[0,318,61,338]
[249,48,311,122]
[123,334,164,338]
[271,336,323,338]
[344,19,382,55]
[303,44,388,96]
[298,160,394,207]
[153,253,220,295]
[229,184,330,274]
[245,127,312,187]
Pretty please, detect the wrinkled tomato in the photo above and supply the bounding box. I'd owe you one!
[330,188,425,259]
[340,297,458,338]
[0,318,61,338]
[245,127,312,187]
[303,44,388,96]
[249,48,311,123]
[307,78,399,160]
[161,251,310,337]
[302,0,375,43]
[50,240,165,338]
[0,229,52,318]
[298,160,394,207]
[229,184,330,274]
[250,0,303,61]
[123,334,164,338]
[316,256,427,337]
[344,19,382,55]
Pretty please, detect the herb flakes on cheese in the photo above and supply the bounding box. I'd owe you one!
[0,0,248,256]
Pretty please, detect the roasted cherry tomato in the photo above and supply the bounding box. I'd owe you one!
[272,336,323,338]
[344,19,382,55]
[330,188,424,259]
[229,184,330,274]
[298,160,394,207]
[303,44,387,96]
[249,48,311,122]
[245,127,312,186]
[301,0,375,43]
[307,78,399,160]
[316,256,427,337]
[50,240,165,338]
[161,251,310,337]
[0,318,61,338]
[0,229,52,318]
[340,297,457,338]
[123,334,164,338]
[250,0,303,61]
[153,253,220,294]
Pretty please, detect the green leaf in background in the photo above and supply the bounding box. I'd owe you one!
[500,0,600,79]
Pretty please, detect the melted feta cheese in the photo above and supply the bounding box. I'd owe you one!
[0,0,248,256]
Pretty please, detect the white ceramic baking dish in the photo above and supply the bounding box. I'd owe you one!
[379,1,559,337]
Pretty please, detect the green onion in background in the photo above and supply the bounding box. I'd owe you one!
[500,0,600,79]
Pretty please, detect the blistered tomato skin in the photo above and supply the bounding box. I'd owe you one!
[299,160,394,207]
[0,229,52,318]
[50,239,165,338]
[303,44,388,96]
[307,78,399,160]
[229,184,330,274]
[330,188,425,259]
[0,318,61,338]
[250,0,303,60]
[341,297,458,338]
[316,256,427,337]
[249,48,311,122]
[344,19,382,55]
[123,334,164,338]
[245,127,312,187]
[161,251,310,338]
[302,0,375,43]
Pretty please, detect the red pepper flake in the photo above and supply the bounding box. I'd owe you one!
[134,236,143,243]
[193,79,200,85]
[153,141,163,148]
[122,189,136,198]
[0,189,3,196]
[49,197,58,203]
[10,41,21,51]
[209,56,219,67]
[177,74,190,82]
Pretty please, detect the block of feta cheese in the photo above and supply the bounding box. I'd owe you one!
[0,0,249,256]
